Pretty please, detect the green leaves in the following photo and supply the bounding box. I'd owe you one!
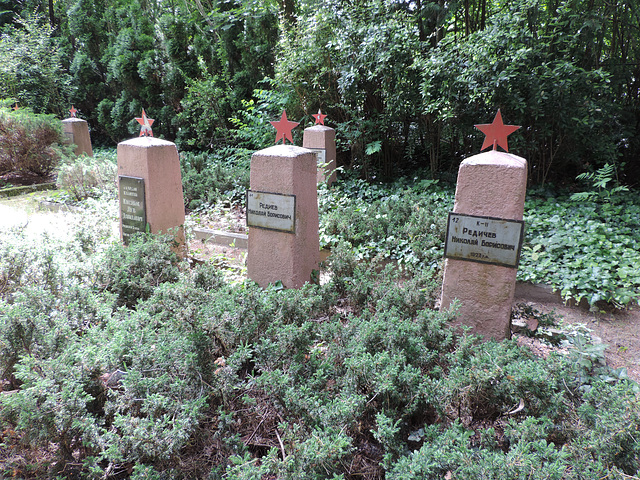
[519,191,640,307]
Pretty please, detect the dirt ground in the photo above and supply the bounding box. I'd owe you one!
[513,290,640,382]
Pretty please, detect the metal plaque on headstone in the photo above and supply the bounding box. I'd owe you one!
[64,131,75,144]
[119,175,147,244]
[444,212,524,268]
[307,148,327,166]
[246,190,296,233]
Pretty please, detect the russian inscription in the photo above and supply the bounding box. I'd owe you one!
[119,176,147,244]
[444,212,524,268]
[247,190,296,233]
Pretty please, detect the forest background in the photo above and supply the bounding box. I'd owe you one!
[0,0,638,186]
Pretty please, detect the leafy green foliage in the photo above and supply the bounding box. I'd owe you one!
[56,148,117,202]
[0,14,71,116]
[319,175,451,271]
[95,233,182,308]
[2,188,640,479]
[519,190,640,307]
[0,106,68,177]
[180,147,251,210]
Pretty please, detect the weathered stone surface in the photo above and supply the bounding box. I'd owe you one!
[116,137,185,251]
[303,125,337,186]
[247,145,319,288]
[62,117,93,157]
[441,150,527,340]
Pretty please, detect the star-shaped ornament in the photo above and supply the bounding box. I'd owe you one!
[474,109,520,152]
[312,109,327,126]
[270,110,299,144]
[136,109,154,137]
[69,105,78,118]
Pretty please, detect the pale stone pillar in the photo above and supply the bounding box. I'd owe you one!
[302,125,337,186]
[62,118,93,157]
[441,150,527,340]
[247,145,319,288]
[116,137,185,251]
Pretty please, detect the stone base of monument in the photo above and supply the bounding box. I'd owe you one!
[62,118,93,157]
[247,145,319,289]
[303,125,337,186]
[116,137,185,253]
[441,150,527,341]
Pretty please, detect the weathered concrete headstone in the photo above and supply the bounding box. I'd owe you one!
[303,110,336,186]
[440,111,526,340]
[247,145,319,288]
[116,136,185,251]
[62,106,93,156]
[303,126,337,186]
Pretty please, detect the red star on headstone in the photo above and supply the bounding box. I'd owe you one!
[312,109,327,126]
[136,109,154,137]
[270,110,299,144]
[474,109,521,152]
[69,105,78,118]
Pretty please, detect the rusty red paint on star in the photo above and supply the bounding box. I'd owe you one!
[136,109,154,137]
[69,105,78,118]
[270,110,299,144]
[475,109,520,152]
[312,109,327,126]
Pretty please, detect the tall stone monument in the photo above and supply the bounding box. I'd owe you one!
[62,105,93,157]
[116,110,185,252]
[440,110,527,340]
[303,109,337,186]
[247,111,320,288]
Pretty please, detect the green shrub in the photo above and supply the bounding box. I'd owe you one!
[574,381,640,474]
[519,190,640,307]
[95,233,182,308]
[319,177,450,272]
[180,147,251,210]
[56,150,117,202]
[0,107,68,177]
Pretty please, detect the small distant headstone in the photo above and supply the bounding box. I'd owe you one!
[116,110,185,253]
[440,110,526,340]
[61,105,93,157]
[303,110,336,186]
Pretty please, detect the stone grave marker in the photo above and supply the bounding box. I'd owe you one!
[303,109,337,186]
[62,105,93,157]
[247,111,319,288]
[116,110,185,252]
[440,110,526,340]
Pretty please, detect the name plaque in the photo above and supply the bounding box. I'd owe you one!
[307,148,327,165]
[119,175,147,244]
[444,212,524,268]
[246,190,296,233]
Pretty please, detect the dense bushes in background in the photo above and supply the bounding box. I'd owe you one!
[0,104,68,177]
[2,0,638,184]
[180,147,251,210]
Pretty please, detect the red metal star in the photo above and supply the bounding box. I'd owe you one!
[312,109,327,126]
[69,105,78,118]
[136,109,154,137]
[474,109,520,152]
[270,110,299,144]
